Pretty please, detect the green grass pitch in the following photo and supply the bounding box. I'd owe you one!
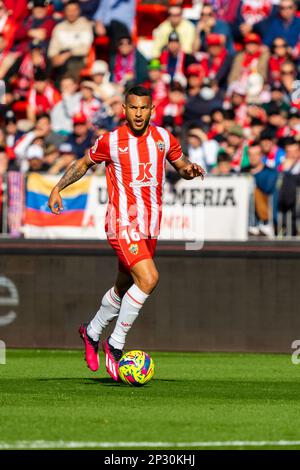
[1,349,300,450]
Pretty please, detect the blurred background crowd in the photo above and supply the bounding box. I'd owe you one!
[0,0,300,237]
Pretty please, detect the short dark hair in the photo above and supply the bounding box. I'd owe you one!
[248,140,261,149]
[65,0,80,7]
[125,86,152,103]
[283,136,299,148]
[36,112,51,122]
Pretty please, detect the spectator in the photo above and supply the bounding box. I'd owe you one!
[26,143,48,172]
[51,75,81,135]
[65,112,95,159]
[160,31,194,85]
[155,81,186,129]
[152,4,196,57]
[266,104,289,136]
[193,2,235,55]
[48,0,94,81]
[0,33,20,81]
[260,128,286,170]
[211,150,236,175]
[143,59,168,125]
[243,141,278,236]
[263,83,290,115]
[225,81,249,127]
[26,68,61,122]
[232,0,276,43]
[13,40,50,101]
[260,0,300,48]
[0,0,17,50]
[94,0,135,52]
[186,63,204,97]
[196,33,232,89]
[78,80,102,124]
[4,110,23,160]
[185,125,219,172]
[278,136,300,235]
[278,60,299,106]
[41,143,58,171]
[228,33,269,99]
[109,35,149,87]
[269,37,292,85]
[89,60,118,101]
[15,0,56,53]
[94,93,125,131]
[47,141,76,174]
[224,124,249,171]
[14,113,65,169]
[183,78,223,125]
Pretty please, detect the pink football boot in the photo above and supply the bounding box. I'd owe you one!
[102,337,123,382]
[79,324,99,372]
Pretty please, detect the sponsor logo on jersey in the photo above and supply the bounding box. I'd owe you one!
[119,146,128,153]
[130,162,158,188]
[156,140,165,152]
[129,243,139,255]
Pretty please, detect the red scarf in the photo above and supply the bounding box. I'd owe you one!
[114,51,135,84]
[242,49,261,69]
[269,56,286,83]
[200,48,227,80]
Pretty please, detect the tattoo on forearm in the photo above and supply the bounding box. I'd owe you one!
[56,161,88,191]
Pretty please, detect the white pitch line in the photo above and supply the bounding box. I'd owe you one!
[0,440,300,449]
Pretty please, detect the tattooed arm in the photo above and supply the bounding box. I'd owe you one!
[48,153,94,215]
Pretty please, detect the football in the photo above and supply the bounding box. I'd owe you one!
[118,350,154,386]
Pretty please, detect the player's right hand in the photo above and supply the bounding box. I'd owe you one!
[48,189,63,215]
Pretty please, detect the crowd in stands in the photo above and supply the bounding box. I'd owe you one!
[0,0,300,236]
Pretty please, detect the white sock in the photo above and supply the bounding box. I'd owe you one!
[109,284,149,350]
[87,287,121,341]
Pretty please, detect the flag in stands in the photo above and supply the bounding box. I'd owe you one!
[25,173,91,227]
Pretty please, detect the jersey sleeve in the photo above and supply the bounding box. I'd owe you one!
[88,133,111,164]
[166,131,183,163]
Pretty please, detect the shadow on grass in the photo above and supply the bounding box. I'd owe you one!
[2,377,300,400]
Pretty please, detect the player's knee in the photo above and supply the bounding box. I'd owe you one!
[139,270,159,293]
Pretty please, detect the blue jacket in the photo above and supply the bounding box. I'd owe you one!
[93,0,135,32]
[261,15,300,47]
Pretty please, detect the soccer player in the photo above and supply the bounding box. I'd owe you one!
[48,86,205,381]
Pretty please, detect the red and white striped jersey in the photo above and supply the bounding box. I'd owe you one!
[89,124,183,237]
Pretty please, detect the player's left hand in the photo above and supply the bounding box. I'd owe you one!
[183,163,206,180]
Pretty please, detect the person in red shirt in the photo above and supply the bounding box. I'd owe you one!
[27,68,61,122]
[269,37,292,85]
[48,86,205,381]
[0,0,17,49]
[14,0,55,53]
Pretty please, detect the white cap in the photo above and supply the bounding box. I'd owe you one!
[27,145,44,160]
[91,60,108,75]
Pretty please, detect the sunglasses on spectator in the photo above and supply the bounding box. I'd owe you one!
[280,5,294,9]
[169,12,182,17]
[281,69,294,75]
[202,12,213,16]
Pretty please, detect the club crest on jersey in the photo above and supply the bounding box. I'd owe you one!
[129,243,139,255]
[130,162,158,188]
[156,140,165,152]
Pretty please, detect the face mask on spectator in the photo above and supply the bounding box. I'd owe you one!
[200,86,216,100]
